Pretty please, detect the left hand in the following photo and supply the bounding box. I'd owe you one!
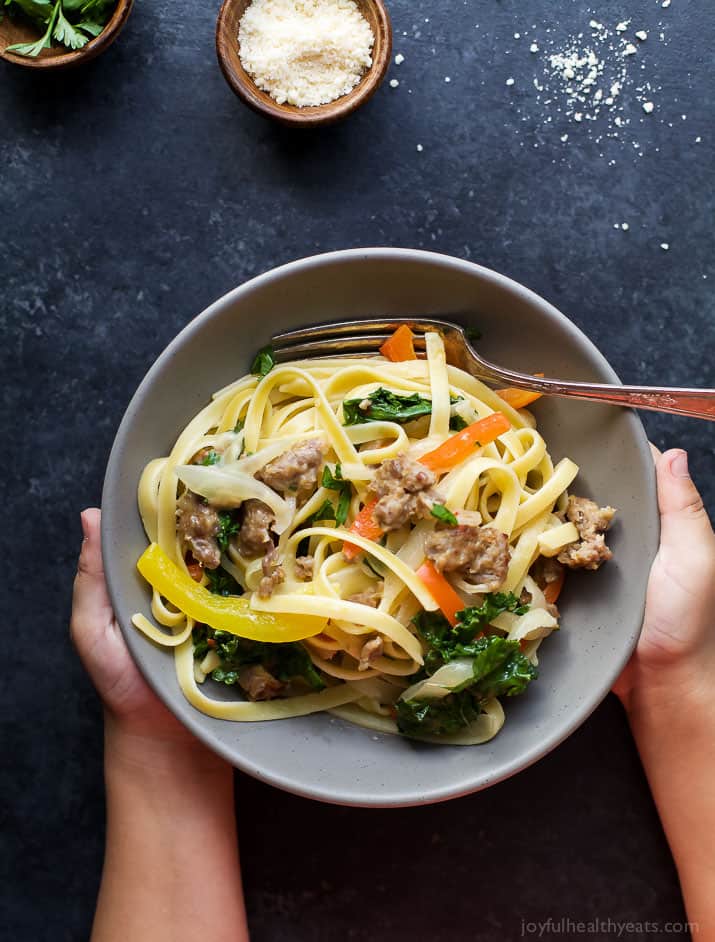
[71,508,222,765]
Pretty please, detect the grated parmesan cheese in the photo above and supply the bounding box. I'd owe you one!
[238,0,375,107]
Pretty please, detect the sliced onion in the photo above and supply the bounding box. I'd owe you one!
[176,464,294,533]
[492,607,558,642]
[399,657,475,702]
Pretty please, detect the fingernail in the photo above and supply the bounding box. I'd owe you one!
[670,450,689,479]
[80,511,90,540]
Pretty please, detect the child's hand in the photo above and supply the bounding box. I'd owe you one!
[614,448,715,711]
[71,508,220,765]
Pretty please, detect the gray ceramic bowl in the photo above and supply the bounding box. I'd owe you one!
[102,248,658,807]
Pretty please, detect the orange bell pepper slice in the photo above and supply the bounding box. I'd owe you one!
[419,412,511,475]
[543,567,566,605]
[379,324,417,361]
[343,499,382,560]
[497,374,545,410]
[416,560,464,627]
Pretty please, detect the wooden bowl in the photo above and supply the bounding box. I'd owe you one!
[0,0,133,69]
[216,0,392,127]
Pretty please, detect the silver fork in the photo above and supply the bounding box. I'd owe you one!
[272,317,715,421]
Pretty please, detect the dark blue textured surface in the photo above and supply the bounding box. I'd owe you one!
[1,0,712,939]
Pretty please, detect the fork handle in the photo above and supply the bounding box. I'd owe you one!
[475,361,715,421]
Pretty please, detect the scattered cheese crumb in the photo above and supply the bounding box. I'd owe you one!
[624,43,638,55]
[635,30,648,41]
[444,76,451,83]
[621,222,629,231]
[530,42,539,53]
[560,133,568,142]
[506,77,515,86]
[662,0,670,7]
[416,144,423,152]
[589,20,602,29]
[574,112,583,122]
[238,0,375,107]
[616,21,629,33]
[695,136,702,143]
[642,101,654,113]
[514,32,521,39]
[394,53,404,65]
[389,78,399,88]
[660,243,669,250]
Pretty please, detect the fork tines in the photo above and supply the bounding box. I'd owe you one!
[271,317,452,360]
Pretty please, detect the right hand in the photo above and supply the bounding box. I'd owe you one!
[614,448,715,711]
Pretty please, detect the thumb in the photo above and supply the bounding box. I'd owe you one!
[656,449,713,549]
[71,508,115,649]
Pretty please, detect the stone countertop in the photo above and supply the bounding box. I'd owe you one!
[1,0,712,939]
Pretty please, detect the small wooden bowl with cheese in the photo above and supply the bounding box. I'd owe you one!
[216,0,392,127]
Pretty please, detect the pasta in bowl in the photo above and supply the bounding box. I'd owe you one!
[132,328,616,746]
[102,248,657,805]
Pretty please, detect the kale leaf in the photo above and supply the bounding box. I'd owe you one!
[321,463,351,525]
[205,566,242,597]
[194,628,324,692]
[471,649,538,700]
[191,624,212,661]
[250,345,276,378]
[396,690,482,737]
[457,592,529,635]
[400,595,538,737]
[449,413,469,432]
[342,388,433,426]
[414,593,530,666]
[216,511,240,553]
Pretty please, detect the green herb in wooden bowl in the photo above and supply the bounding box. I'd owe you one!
[0,0,133,68]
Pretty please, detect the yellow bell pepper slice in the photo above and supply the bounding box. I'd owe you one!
[137,543,326,643]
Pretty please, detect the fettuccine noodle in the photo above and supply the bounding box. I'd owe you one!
[132,331,614,745]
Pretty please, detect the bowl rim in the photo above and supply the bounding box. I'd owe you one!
[102,247,657,806]
[215,0,392,126]
[0,0,134,68]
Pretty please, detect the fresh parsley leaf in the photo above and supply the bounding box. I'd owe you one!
[205,566,242,597]
[75,17,102,34]
[216,512,240,553]
[465,327,482,343]
[77,0,115,15]
[53,2,88,48]
[396,690,482,738]
[430,504,458,526]
[251,345,276,378]
[321,463,352,525]
[233,418,245,434]
[5,0,58,55]
[342,388,433,426]
[4,0,111,54]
